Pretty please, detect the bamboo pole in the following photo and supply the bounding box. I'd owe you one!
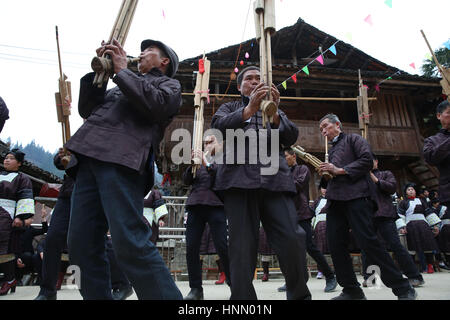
[292,145,333,180]
[254,0,277,127]
[55,26,72,168]
[92,0,139,87]
[420,30,450,100]
[192,57,211,177]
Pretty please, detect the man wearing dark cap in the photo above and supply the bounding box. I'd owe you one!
[64,39,182,300]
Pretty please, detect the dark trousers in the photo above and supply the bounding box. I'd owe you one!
[327,198,411,297]
[67,156,181,300]
[185,205,230,289]
[223,189,311,300]
[361,217,422,281]
[39,197,71,297]
[106,238,131,290]
[299,219,334,280]
[16,252,42,282]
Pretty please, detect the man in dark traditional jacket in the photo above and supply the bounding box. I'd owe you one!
[0,96,9,133]
[318,113,416,300]
[211,66,311,300]
[361,155,424,288]
[35,148,74,300]
[423,100,450,208]
[183,135,230,300]
[277,148,336,293]
[64,38,182,300]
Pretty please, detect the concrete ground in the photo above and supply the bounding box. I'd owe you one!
[1,270,450,300]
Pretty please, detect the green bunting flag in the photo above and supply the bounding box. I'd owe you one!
[302,66,310,75]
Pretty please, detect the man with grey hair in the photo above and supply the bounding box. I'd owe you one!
[318,113,416,300]
[211,66,311,300]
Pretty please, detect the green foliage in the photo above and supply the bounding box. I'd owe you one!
[421,47,450,78]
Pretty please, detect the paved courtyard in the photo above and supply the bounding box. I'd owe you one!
[1,270,449,300]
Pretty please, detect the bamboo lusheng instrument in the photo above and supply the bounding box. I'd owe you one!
[291,145,334,180]
[91,0,139,87]
[357,69,370,139]
[254,0,278,127]
[421,30,450,101]
[54,26,72,168]
[192,56,211,177]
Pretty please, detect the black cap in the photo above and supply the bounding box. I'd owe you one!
[141,39,179,78]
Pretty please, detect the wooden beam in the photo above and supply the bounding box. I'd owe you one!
[181,92,376,102]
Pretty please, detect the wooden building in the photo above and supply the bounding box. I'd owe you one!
[159,18,444,200]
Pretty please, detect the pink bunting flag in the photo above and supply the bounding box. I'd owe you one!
[409,63,416,70]
[316,55,324,65]
[162,9,166,19]
[364,15,373,27]
[375,85,380,92]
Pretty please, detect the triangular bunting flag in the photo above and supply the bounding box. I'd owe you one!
[345,32,353,42]
[409,63,416,70]
[387,77,392,80]
[385,0,392,8]
[291,74,297,83]
[375,84,380,92]
[281,81,287,90]
[302,66,310,75]
[364,14,373,26]
[316,55,324,65]
[425,53,432,61]
[329,45,337,56]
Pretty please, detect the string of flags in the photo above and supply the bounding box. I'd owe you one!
[277,40,340,90]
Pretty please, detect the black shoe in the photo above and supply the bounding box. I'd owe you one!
[34,294,57,300]
[331,291,367,300]
[398,288,417,300]
[324,277,337,293]
[184,288,204,300]
[112,286,133,300]
[277,284,286,292]
[409,278,425,288]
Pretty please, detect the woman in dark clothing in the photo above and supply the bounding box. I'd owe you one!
[0,149,35,295]
[396,183,440,273]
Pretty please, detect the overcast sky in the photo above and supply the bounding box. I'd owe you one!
[0,0,448,153]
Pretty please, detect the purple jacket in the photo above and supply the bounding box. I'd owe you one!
[183,165,223,207]
[371,169,397,219]
[423,129,450,204]
[66,69,181,178]
[210,97,298,193]
[291,164,314,221]
[326,133,374,202]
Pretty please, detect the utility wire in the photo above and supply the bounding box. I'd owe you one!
[0,43,91,56]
